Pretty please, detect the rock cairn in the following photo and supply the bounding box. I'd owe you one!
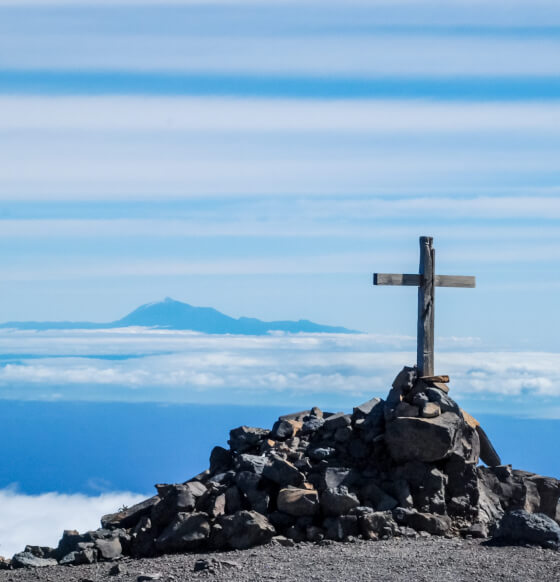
[5,367,560,569]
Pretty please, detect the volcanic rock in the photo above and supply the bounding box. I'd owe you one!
[323,412,352,432]
[11,552,58,569]
[301,417,325,434]
[155,512,210,552]
[229,426,269,453]
[218,511,275,549]
[361,482,398,511]
[262,455,304,486]
[270,419,296,440]
[359,510,398,539]
[320,487,360,516]
[385,412,471,463]
[102,496,160,530]
[150,484,198,528]
[394,402,419,418]
[209,446,233,473]
[59,547,97,566]
[323,515,359,540]
[394,508,452,536]
[477,425,502,467]
[425,387,460,414]
[493,509,560,549]
[277,488,319,516]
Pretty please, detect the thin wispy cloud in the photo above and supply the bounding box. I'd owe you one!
[2,97,560,132]
[0,239,559,283]
[3,36,560,76]
[0,329,558,414]
[1,219,560,240]
[2,146,558,198]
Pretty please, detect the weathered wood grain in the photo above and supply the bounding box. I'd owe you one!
[374,274,475,288]
[371,236,475,377]
[373,273,421,286]
[417,236,434,376]
[435,275,476,288]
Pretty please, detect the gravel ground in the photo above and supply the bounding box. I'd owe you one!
[1,538,559,582]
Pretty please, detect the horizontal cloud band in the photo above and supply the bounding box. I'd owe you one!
[2,73,560,99]
[0,329,558,409]
[0,488,146,559]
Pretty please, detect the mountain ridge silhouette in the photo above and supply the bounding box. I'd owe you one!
[0,297,358,335]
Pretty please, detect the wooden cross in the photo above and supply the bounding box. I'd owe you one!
[373,236,475,376]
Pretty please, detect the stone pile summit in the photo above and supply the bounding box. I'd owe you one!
[5,366,560,570]
[4,237,560,570]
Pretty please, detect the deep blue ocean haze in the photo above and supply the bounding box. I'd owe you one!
[1,401,558,496]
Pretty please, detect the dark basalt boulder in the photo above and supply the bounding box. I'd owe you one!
[394,508,452,536]
[229,426,269,454]
[58,547,97,566]
[262,454,304,486]
[320,487,360,516]
[323,515,360,541]
[217,511,275,550]
[492,509,560,549]
[477,425,502,467]
[155,512,211,553]
[209,446,233,474]
[150,485,198,528]
[361,481,398,511]
[359,510,398,539]
[11,552,58,569]
[385,412,474,463]
[102,495,160,530]
[270,419,296,440]
[277,488,319,516]
[323,412,352,432]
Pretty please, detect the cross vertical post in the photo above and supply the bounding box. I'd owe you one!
[417,236,435,376]
[373,236,475,377]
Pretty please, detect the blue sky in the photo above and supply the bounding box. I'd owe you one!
[0,0,558,344]
[0,0,558,404]
[1,0,560,555]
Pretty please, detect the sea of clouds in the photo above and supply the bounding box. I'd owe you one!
[2,327,559,557]
[0,328,560,556]
[0,488,145,559]
[0,328,558,414]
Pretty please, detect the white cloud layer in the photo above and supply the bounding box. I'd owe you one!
[0,488,146,559]
[0,329,558,409]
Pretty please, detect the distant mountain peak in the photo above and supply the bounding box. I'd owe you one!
[0,298,359,335]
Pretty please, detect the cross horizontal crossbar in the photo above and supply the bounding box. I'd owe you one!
[373,273,475,288]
